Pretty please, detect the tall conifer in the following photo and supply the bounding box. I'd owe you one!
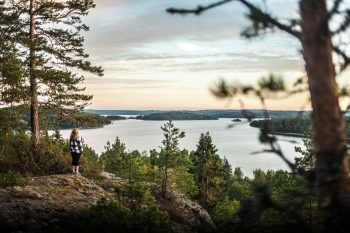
[0,0,103,151]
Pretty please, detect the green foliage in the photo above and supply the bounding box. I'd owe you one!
[0,2,26,106]
[1,0,103,111]
[100,138,156,183]
[88,198,173,233]
[223,170,320,233]
[167,165,198,198]
[1,132,70,175]
[100,137,127,173]
[0,106,111,132]
[211,196,240,225]
[80,144,102,174]
[0,127,100,176]
[55,112,111,129]
[106,115,127,120]
[226,171,251,201]
[122,150,153,183]
[191,132,231,206]
[114,183,155,205]
[233,167,244,181]
[159,120,186,196]
[250,116,350,140]
[0,171,26,187]
[211,74,287,107]
[250,117,311,136]
[258,74,285,92]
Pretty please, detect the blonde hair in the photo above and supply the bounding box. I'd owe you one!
[70,128,79,139]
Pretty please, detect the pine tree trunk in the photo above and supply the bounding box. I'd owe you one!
[161,156,168,197]
[202,176,205,201]
[300,0,350,231]
[205,175,209,203]
[29,0,40,151]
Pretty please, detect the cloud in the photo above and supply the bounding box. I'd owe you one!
[84,0,248,55]
[92,51,303,78]
[85,77,174,85]
[177,42,202,53]
[79,0,305,109]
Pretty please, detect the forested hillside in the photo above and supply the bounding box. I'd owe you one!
[0,120,319,232]
[250,117,350,138]
[0,106,111,129]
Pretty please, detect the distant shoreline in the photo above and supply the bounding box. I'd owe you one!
[269,132,305,138]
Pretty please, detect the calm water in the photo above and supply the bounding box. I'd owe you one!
[59,118,304,177]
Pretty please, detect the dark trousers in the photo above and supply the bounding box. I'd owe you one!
[71,152,81,166]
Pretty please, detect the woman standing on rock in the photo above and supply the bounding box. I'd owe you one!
[70,128,83,175]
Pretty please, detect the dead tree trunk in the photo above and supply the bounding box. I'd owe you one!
[300,0,350,231]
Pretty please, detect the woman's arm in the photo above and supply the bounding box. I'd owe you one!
[79,137,84,156]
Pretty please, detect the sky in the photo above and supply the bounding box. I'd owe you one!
[79,0,347,110]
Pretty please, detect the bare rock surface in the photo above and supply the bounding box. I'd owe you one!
[154,189,217,233]
[0,174,216,233]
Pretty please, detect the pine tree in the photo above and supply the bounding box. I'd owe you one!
[160,120,185,197]
[0,0,103,152]
[192,132,218,205]
[0,0,26,105]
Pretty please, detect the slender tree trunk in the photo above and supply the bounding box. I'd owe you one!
[300,0,350,231]
[161,155,168,197]
[29,0,40,151]
[200,172,208,205]
[308,192,312,225]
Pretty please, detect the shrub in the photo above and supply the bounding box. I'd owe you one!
[2,132,70,175]
[87,198,173,233]
[114,183,155,205]
[211,196,240,225]
[0,171,26,188]
[80,144,102,175]
[0,129,102,176]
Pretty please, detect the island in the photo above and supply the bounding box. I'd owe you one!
[135,111,218,121]
[106,115,127,121]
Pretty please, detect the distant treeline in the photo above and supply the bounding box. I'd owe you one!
[86,109,309,119]
[250,118,311,136]
[85,109,160,116]
[106,115,127,121]
[135,111,218,121]
[0,106,111,129]
[196,109,309,119]
[250,117,350,138]
[56,113,111,129]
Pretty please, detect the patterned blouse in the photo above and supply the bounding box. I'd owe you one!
[70,137,84,154]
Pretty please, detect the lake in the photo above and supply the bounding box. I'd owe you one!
[59,118,304,177]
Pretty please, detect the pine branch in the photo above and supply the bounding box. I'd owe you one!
[333,44,350,71]
[328,0,343,19]
[332,10,350,35]
[237,0,301,39]
[167,0,234,15]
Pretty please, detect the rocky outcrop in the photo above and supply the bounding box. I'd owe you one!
[155,189,217,233]
[0,175,110,232]
[0,173,216,233]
